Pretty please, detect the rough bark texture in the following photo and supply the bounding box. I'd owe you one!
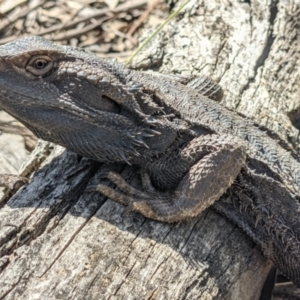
[1,0,300,299]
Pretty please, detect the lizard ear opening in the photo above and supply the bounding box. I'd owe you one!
[26,55,54,77]
[98,95,120,113]
[84,93,120,113]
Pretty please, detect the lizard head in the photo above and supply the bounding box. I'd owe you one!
[0,36,177,163]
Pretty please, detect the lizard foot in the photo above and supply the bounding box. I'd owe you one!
[87,171,182,222]
[87,135,247,223]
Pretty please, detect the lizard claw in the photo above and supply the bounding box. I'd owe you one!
[121,203,135,216]
[85,184,98,192]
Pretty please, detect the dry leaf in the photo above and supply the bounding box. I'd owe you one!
[103,0,119,10]
[0,0,26,14]
[66,0,84,10]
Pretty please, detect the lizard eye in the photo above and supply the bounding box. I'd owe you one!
[35,59,47,69]
[26,55,54,77]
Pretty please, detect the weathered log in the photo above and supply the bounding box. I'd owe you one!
[1,0,300,298]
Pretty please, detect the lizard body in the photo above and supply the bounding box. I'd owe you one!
[0,36,299,286]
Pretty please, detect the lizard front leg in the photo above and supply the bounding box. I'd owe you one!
[87,135,246,222]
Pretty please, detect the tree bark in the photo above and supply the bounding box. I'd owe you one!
[1,0,300,299]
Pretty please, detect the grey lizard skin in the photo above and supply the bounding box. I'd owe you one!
[0,36,299,286]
